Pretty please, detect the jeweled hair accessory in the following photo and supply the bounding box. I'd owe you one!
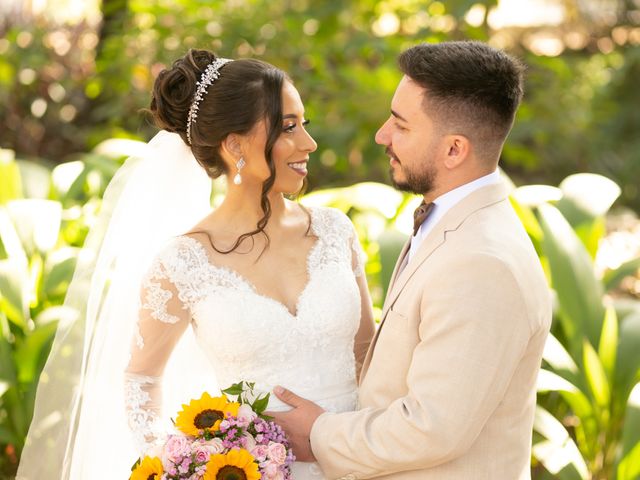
[186,57,233,145]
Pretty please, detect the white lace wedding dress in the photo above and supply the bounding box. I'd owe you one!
[125,206,365,479]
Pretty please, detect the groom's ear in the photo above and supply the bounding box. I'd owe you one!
[443,134,470,169]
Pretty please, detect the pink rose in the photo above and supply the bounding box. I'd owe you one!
[251,444,269,462]
[201,437,225,455]
[267,441,287,465]
[237,404,258,427]
[261,461,279,477]
[243,433,257,451]
[192,444,210,463]
[260,462,284,480]
[163,435,191,463]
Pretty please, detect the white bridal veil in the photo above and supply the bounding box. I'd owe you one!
[17,131,215,479]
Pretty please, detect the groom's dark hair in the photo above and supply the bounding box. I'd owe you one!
[398,41,524,162]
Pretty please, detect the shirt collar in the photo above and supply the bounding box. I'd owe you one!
[415,169,501,237]
[432,169,501,211]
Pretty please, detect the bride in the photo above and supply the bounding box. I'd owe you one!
[17,49,374,479]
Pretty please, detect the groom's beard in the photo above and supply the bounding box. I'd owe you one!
[388,148,437,196]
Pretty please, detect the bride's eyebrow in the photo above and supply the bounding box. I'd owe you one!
[282,113,305,120]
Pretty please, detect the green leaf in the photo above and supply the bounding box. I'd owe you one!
[51,161,84,198]
[92,137,148,160]
[6,199,62,254]
[536,369,593,420]
[603,257,640,292]
[0,424,19,445]
[583,339,610,408]
[221,382,245,396]
[509,195,544,244]
[543,333,579,375]
[16,160,51,199]
[0,148,23,204]
[616,312,640,399]
[573,217,606,260]
[302,182,405,219]
[0,334,27,439]
[251,393,270,415]
[618,437,640,480]
[0,332,17,386]
[532,406,589,479]
[537,369,578,393]
[558,173,621,219]
[342,182,405,219]
[555,174,620,259]
[83,153,121,179]
[446,0,498,19]
[598,306,618,383]
[512,184,563,208]
[537,203,605,353]
[0,259,29,328]
[621,383,640,463]
[0,379,9,397]
[14,321,58,383]
[0,206,28,263]
[377,228,407,298]
[42,250,78,299]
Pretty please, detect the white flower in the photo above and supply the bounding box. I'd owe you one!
[201,437,225,454]
[237,404,258,427]
[267,441,287,465]
[243,433,257,451]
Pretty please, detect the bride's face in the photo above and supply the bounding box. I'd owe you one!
[242,81,317,194]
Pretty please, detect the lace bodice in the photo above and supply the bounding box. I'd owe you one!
[125,206,368,479]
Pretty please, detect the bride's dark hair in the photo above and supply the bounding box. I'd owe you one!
[149,48,287,254]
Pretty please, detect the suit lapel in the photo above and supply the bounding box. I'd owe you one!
[359,182,510,384]
[381,182,509,318]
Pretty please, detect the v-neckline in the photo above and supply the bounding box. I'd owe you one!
[184,208,321,318]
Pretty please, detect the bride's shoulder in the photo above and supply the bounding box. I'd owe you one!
[149,235,208,274]
[307,205,356,237]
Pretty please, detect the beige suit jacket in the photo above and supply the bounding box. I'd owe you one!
[310,182,552,479]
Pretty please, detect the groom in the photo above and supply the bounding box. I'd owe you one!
[271,41,552,479]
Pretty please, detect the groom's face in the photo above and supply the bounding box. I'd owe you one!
[375,76,444,195]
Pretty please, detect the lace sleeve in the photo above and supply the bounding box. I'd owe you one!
[349,223,366,277]
[125,256,191,455]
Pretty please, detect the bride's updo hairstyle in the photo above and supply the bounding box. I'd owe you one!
[149,49,289,254]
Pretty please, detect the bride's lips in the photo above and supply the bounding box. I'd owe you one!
[287,159,308,176]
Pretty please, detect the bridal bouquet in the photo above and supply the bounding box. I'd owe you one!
[130,382,295,480]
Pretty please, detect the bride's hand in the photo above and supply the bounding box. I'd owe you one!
[267,386,325,462]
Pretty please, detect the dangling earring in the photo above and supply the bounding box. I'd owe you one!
[233,157,245,185]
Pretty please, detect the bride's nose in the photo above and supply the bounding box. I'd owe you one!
[301,127,317,153]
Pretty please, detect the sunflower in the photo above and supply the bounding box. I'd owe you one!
[130,456,163,480]
[175,392,240,436]
[203,449,261,480]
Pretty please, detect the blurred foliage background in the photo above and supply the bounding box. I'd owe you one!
[1,0,640,478]
[1,0,640,207]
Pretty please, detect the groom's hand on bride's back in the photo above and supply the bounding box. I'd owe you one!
[267,386,325,462]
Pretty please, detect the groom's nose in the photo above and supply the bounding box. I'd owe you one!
[375,117,391,146]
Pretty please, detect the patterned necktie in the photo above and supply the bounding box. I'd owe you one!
[413,201,435,236]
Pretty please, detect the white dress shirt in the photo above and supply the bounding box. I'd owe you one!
[408,170,501,263]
